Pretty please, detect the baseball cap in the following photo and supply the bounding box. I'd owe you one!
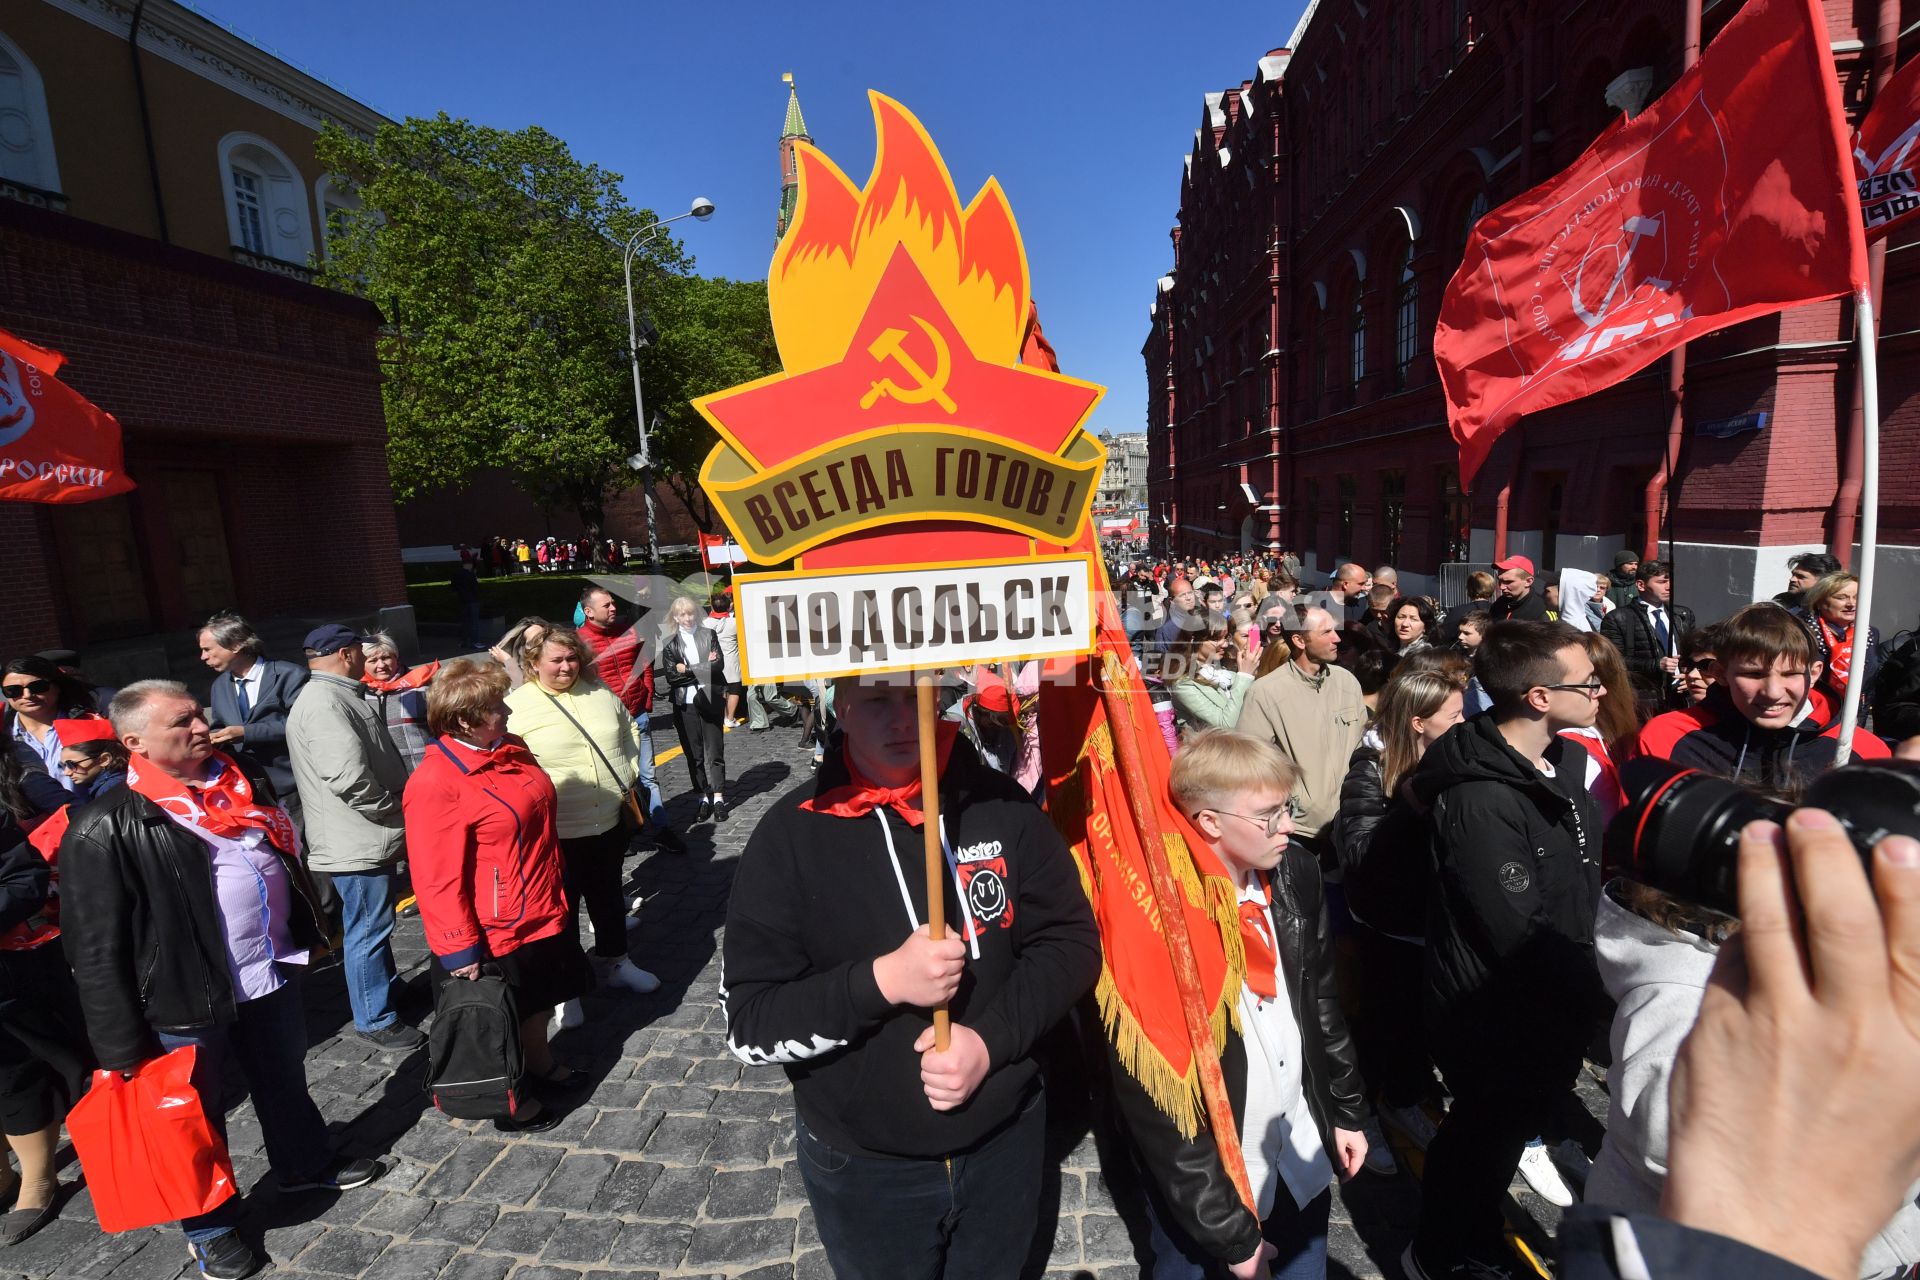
[303,623,368,656]
[1492,555,1535,575]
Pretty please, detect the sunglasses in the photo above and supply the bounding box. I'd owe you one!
[58,758,95,773]
[1,679,52,700]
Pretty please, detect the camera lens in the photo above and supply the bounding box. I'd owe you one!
[1802,760,1920,857]
[1609,759,1789,916]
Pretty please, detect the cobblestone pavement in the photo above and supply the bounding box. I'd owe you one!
[11,719,1485,1280]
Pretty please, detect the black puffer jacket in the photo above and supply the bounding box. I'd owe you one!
[1411,717,1606,1076]
[1599,601,1697,699]
[1331,742,1431,939]
[1107,842,1369,1266]
[58,759,328,1070]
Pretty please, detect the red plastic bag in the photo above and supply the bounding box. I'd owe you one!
[67,1046,237,1232]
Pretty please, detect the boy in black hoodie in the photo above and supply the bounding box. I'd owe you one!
[1404,621,1610,1280]
[721,676,1101,1279]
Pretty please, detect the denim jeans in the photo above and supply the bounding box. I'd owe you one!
[1142,1174,1331,1280]
[634,717,667,824]
[794,1089,1045,1280]
[158,980,333,1244]
[331,869,399,1033]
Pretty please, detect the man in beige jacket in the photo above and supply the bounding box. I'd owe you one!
[1234,604,1366,872]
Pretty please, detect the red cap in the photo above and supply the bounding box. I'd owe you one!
[55,717,117,745]
[1493,555,1535,575]
[969,682,1015,715]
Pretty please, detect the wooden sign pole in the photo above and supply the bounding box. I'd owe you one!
[915,672,951,1051]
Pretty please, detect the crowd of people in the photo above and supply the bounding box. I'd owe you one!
[3,545,1920,1280]
[458,535,634,578]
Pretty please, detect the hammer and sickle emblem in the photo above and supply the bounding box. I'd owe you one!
[859,315,957,415]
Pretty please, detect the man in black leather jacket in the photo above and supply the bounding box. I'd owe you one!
[60,680,380,1280]
[1107,729,1370,1280]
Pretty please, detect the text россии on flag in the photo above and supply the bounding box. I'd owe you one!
[0,327,135,504]
[1433,0,1866,486]
[1854,52,1920,239]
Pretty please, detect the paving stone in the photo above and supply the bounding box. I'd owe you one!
[609,1221,692,1271]
[415,1201,500,1246]
[50,1226,152,1279]
[263,1221,329,1263]
[738,1266,794,1280]
[296,1228,394,1275]
[635,1166,713,1220]
[640,1115,715,1162]
[589,1160,664,1215]
[9,1220,101,1276]
[541,1218,620,1265]
[703,1118,779,1165]
[537,1153,617,1210]
[479,1210,567,1258]
[624,1056,689,1084]
[684,1219,796,1268]
[356,1191,436,1235]
[87,1234,192,1280]
[794,1249,834,1280]
[580,1109,664,1152]
[365,1241,457,1280]
[638,1084,715,1114]
[708,1089,780,1120]
[470,1144,565,1203]
[435,1252,516,1280]
[705,1167,780,1219]
[1080,1214,1134,1264]
[417,1137,507,1199]
[504,1268,580,1280]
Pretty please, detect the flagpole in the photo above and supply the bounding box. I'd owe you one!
[1834,286,1880,766]
[915,673,951,1050]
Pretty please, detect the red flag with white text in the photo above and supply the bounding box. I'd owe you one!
[1434,0,1866,485]
[1854,54,1920,239]
[0,328,135,504]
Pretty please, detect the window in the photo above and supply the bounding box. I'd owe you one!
[1441,468,1470,562]
[1459,190,1490,253]
[232,169,266,254]
[1395,242,1421,380]
[217,132,313,265]
[1337,475,1356,554]
[1349,293,1368,387]
[1380,471,1406,566]
[1303,479,1321,556]
[0,29,60,194]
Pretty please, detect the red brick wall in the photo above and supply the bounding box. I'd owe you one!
[0,199,405,655]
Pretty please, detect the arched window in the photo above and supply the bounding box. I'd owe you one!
[218,132,312,265]
[0,29,60,194]
[1349,292,1368,387]
[1395,242,1421,378]
[1456,190,1490,254]
[314,174,362,260]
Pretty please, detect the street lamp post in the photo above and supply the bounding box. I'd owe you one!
[623,197,715,571]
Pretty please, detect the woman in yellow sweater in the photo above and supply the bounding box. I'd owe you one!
[504,627,659,1028]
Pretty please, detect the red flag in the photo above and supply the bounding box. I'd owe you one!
[1434,0,1866,485]
[0,328,135,504]
[1855,54,1920,239]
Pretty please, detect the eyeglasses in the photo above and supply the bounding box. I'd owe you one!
[1202,806,1292,837]
[1,680,51,700]
[1679,657,1720,673]
[1542,679,1606,697]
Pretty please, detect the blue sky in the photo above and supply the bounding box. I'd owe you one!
[199,0,1305,434]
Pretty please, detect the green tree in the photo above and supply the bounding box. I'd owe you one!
[313,113,690,534]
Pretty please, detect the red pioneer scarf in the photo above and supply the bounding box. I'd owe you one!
[802,722,958,827]
[1237,880,1280,1001]
[362,659,439,694]
[127,751,299,854]
[1818,617,1855,691]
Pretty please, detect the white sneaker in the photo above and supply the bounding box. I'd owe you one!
[1549,1138,1592,1197]
[1361,1118,1398,1175]
[548,999,585,1040]
[1383,1101,1442,1150]
[595,954,662,994]
[1517,1138,1575,1207]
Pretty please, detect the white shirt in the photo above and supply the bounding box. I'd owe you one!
[1640,601,1676,655]
[675,627,701,705]
[1235,882,1333,1218]
[231,657,266,715]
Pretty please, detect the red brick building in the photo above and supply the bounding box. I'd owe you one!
[1148,0,1920,621]
[0,0,409,676]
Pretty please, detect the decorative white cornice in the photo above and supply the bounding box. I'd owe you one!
[38,0,389,139]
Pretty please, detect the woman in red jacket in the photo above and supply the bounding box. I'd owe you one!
[403,658,593,1132]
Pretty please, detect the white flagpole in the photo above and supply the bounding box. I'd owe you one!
[1834,285,1880,765]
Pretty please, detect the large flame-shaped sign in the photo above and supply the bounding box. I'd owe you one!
[696,93,1107,568]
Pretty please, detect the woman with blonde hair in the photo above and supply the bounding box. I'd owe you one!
[505,626,659,1024]
[1794,571,1882,709]
[655,595,728,821]
[1331,663,1468,1148]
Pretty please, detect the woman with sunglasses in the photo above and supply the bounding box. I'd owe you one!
[3,658,101,795]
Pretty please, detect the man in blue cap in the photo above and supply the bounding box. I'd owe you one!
[286,624,424,1053]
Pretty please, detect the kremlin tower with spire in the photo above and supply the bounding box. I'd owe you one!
[776,73,808,242]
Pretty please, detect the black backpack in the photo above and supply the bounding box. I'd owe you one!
[1872,629,1920,739]
[425,970,526,1120]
